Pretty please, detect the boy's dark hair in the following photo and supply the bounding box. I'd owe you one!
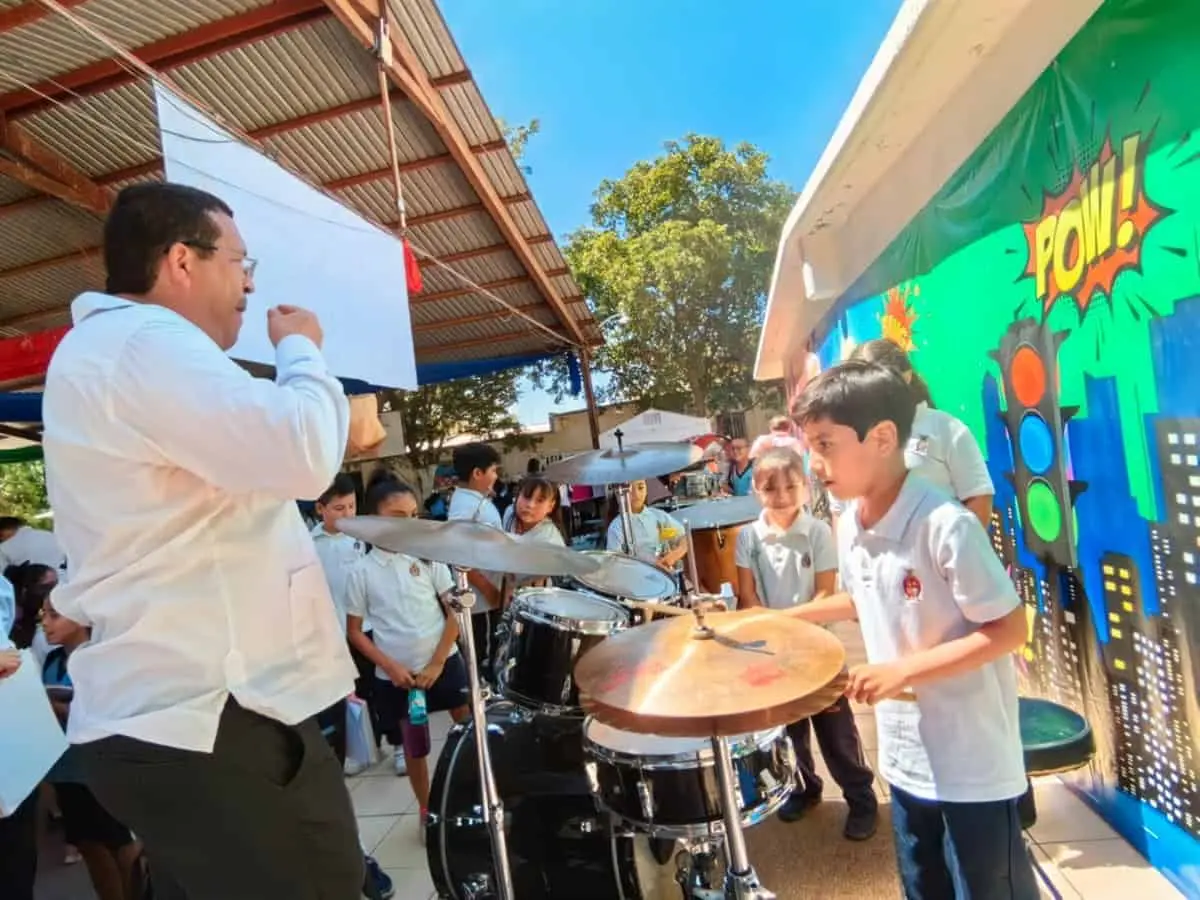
[0,516,26,532]
[791,359,917,445]
[5,562,55,649]
[317,473,357,506]
[452,442,501,482]
[104,183,234,295]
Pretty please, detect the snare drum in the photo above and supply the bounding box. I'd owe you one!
[569,551,680,624]
[497,588,630,715]
[582,719,795,839]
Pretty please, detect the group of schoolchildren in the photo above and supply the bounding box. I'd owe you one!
[308,443,569,866]
[309,336,1035,899]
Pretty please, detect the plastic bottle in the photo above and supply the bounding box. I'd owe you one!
[408,687,428,727]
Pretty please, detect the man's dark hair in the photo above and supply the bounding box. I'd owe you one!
[791,359,917,445]
[317,474,357,506]
[104,183,233,295]
[0,516,26,532]
[452,443,501,482]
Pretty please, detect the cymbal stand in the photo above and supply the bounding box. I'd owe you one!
[684,521,701,593]
[449,568,514,900]
[710,735,774,899]
[613,482,639,558]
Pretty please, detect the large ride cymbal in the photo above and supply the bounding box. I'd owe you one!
[574,608,847,737]
[672,495,762,530]
[541,442,704,486]
[337,516,603,577]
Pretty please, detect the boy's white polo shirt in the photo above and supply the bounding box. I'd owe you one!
[447,487,503,615]
[838,474,1026,803]
[734,510,836,610]
[345,549,456,677]
[311,524,367,635]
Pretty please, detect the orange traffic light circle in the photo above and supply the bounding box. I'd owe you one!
[1010,345,1046,407]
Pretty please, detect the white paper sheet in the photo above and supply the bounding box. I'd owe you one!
[0,650,68,817]
[153,82,418,390]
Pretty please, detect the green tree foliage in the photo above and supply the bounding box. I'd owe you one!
[0,461,50,526]
[534,135,793,415]
[497,118,541,165]
[379,373,536,485]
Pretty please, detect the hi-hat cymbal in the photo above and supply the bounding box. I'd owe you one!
[574,608,847,737]
[672,495,762,530]
[541,442,704,486]
[337,516,603,577]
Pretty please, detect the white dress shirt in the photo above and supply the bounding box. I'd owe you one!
[42,292,356,753]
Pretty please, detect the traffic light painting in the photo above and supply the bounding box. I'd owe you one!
[991,318,1087,567]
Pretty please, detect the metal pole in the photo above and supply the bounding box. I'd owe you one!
[684,521,701,595]
[615,483,638,558]
[579,346,601,450]
[450,568,514,900]
[711,736,775,899]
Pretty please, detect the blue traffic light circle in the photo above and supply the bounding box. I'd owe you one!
[1018,412,1055,475]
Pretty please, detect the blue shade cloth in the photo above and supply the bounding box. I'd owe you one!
[0,351,557,427]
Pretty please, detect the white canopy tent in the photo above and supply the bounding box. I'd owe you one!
[599,409,711,449]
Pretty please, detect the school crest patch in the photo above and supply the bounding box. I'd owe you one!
[410,561,422,577]
[800,552,812,568]
[902,570,922,600]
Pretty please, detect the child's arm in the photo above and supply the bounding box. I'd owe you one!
[416,565,462,689]
[347,614,413,688]
[809,519,839,601]
[846,512,1026,705]
[466,570,500,608]
[784,592,857,623]
[733,528,761,606]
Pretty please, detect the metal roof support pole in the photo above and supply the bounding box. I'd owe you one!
[579,346,601,449]
[373,13,407,236]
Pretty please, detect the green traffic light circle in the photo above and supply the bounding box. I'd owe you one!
[1026,480,1062,543]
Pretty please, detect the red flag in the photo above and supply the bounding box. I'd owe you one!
[403,238,423,295]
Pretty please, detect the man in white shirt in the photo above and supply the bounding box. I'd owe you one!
[42,183,362,900]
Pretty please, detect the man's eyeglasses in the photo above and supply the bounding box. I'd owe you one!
[182,241,258,278]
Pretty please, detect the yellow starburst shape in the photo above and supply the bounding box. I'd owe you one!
[879,284,919,351]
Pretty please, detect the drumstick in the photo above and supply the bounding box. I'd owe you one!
[626,600,694,618]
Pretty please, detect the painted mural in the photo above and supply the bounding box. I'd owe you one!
[788,0,1200,893]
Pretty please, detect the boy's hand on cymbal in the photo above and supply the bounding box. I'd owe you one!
[845,661,912,705]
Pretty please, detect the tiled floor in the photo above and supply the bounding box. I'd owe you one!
[32,623,1189,898]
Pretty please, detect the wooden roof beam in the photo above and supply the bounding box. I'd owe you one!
[323,0,590,347]
[420,328,565,355]
[412,306,547,334]
[0,113,112,214]
[410,269,568,306]
[0,0,332,117]
[0,0,89,35]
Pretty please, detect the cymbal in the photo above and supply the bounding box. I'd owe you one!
[541,443,704,486]
[337,516,603,577]
[672,495,762,530]
[574,608,847,737]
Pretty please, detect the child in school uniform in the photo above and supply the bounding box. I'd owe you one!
[500,476,568,604]
[791,359,1036,900]
[604,479,688,572]
[447,443,504,676]
[346,473,470,836]
[734,449,879,841]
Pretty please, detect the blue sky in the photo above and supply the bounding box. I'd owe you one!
[439,0,903,424]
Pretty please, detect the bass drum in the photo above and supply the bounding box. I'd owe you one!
[427,701,682,900]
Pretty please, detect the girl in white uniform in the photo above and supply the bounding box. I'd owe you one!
[501,476,567,604]
[345,475,469,833]
[604,479,688,572]
[847,339,994,528]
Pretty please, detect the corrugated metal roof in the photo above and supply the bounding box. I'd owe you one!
[0,0,596,374]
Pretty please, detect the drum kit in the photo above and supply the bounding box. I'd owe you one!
[340,441,847,900]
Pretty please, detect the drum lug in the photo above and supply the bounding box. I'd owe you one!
[637,780,656,822]
[584,761,600,795]
[460,872,494,899]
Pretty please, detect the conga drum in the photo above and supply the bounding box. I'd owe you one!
[673,496,761,596]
